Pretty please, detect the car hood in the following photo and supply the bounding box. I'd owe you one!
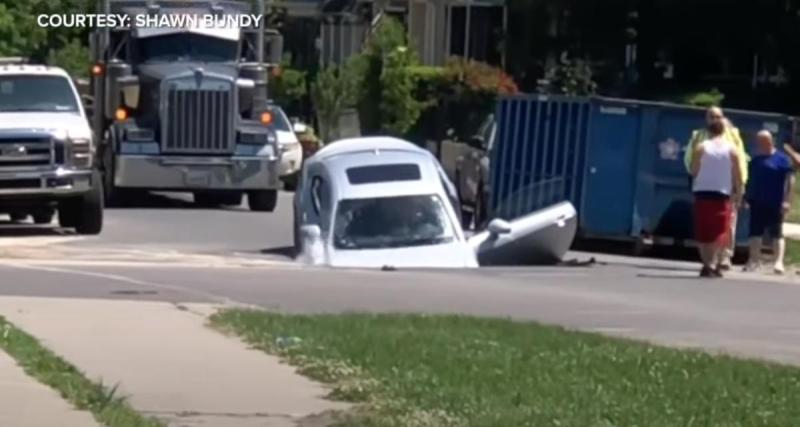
[276,130,299,145]
[0,112,91,139]
[325,242,479,269]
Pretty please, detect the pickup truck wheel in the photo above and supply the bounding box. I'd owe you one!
[72,174,104,235]
[32,210,54,225]
[248,190,277,212]
[9,212,27,223]
[58,203,78,228]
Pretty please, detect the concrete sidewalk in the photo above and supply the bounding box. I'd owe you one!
[0,349,99,427]
[0,297,349,427]
[785,222,800,240]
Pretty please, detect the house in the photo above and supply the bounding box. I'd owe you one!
[279,0,507,68]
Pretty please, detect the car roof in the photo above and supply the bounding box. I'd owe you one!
[0,64,72,78]
[312,142,446,200]
[312,137,430,162]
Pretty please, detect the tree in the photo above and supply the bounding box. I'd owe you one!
[311,56,364,142]
[0,0,93,75]
[358,15,425,136]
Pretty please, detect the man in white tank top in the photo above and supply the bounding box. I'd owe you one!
[690,131,744,277]
[685,107,749,270]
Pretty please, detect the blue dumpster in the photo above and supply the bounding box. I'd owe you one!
[489,94,795,247]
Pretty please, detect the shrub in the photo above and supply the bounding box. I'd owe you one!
[538,58,598,96]
[269,64,308,115]
[311,56,364,142]
[682,89,725,107]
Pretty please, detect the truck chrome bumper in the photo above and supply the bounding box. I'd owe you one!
[0,169,93,197]
[115,155,281,190]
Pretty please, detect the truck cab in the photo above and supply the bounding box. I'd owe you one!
[0,59,103,234]
[90,0,284,211]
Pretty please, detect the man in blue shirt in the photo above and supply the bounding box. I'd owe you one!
[745,130,795,274]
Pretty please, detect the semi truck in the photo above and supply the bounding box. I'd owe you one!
[88,0,284,211]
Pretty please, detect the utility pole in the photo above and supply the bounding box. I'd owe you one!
[464,0,471,59]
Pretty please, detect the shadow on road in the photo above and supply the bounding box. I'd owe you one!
[260,246,297,258]
[572,238,709,263]
[108,192,246,212]
[0,224,68,238]
[636,273,700,280]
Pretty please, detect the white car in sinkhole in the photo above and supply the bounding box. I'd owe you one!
[292,137,577,269]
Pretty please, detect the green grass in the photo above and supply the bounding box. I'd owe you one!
[0,317,164,427]
[786,239,800,266]
[786,183,800,223]
[212,310,800,427]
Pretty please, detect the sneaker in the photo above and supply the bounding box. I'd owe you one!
[774,263,786,275]
[700,266,714,278]
[717,262,732,272]
[712,267,724,278]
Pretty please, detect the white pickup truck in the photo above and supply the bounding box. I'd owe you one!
[0,59,103,234]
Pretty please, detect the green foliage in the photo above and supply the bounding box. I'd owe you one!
[358,16,425,136]
[269,58,308,116]
[0,0,93,73]
[379,47,425,136]
[682,89,725,107]
[47,38,90,77]
[311,56,364,141]
[409,60,519,142]
[539,57,598,96]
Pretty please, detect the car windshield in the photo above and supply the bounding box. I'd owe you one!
[136,33,238,62]
[268,107,292,132]
[0,75,79,113]
[333,195,456,250]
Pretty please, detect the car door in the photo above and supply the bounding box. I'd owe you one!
[467,201,578,266]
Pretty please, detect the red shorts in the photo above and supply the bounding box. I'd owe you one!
[693,196,732,246]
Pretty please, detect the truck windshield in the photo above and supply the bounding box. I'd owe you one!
[333,195,456,250]
[136,33,238,62]
[0,75,79,113]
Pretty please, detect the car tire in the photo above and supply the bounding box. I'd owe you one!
[248,190,278,212]
[32,210,54,225]
[70,173,104,235]
[58,203,78,228]
[283,173,298,192]
[101,137,123,207]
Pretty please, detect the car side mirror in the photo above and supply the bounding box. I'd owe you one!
[487,218,512,236]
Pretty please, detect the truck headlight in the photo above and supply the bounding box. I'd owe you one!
[69,138,93,169]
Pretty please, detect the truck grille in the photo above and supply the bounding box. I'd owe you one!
[163,88,235,154]
[0,136,53,170]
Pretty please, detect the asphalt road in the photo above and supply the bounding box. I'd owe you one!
[1,191,800,365]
